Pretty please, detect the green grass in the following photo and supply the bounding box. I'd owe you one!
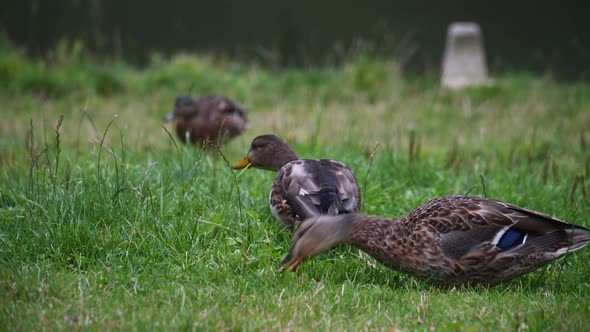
[1,48,590,331]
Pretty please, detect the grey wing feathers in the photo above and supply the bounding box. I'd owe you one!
[333,165,361,213]
[280,160,361,220]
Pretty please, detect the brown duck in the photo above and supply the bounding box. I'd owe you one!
[280,195,590,285]
[232,134,361,231]
[164,95,247,149]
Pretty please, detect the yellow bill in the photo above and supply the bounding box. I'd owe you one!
[231,156,251,169]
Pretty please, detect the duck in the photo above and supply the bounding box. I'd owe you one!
[231,134,362,231]
[280,194,590,285]
[164,95,248,149]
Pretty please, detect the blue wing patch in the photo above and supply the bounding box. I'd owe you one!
[497,228,527,250]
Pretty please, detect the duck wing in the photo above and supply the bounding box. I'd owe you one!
[195,95,245,121]
[412,195,590,261]
[270,159,361,229]
[192,96,247,144]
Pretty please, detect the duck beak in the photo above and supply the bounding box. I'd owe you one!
[278,252,303,272]
[164,111,175,122]
[231,156,252,169]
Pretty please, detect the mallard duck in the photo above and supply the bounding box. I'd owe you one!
[280,195,590,285]
[231,134,362,231]
[164,95,247,149]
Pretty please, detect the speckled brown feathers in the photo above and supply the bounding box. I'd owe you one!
[280,195,590,285]
[165,95,247,149]
[232,135,361,231]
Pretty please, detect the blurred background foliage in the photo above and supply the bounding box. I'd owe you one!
[0,0,588,79]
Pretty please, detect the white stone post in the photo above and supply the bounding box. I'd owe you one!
[441,22,491,89]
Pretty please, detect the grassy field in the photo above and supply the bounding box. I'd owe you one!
[1,48,590,331]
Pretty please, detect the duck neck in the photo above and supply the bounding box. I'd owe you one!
[348,215,406,268]
[270,149,299,170]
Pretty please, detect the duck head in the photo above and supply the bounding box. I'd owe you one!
[164,96,198,121]
[231,134,299,171]
[279,214,355,272]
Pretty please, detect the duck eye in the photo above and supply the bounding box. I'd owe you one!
[251,143,264,150]
[175,96,193,108]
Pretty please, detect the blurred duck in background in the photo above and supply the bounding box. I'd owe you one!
[164,95,248,149]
